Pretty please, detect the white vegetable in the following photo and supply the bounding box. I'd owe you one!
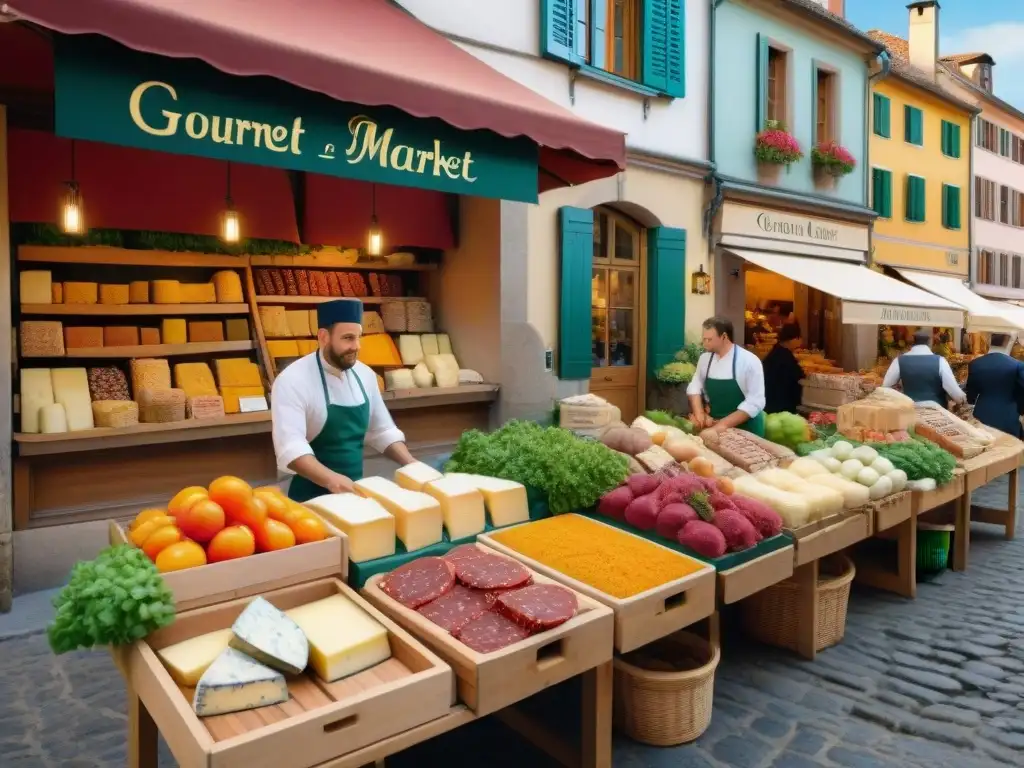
[755,468,811,494]
[856,466,880,487]
[810,449,832,463]
[870,457,895,476]
[907,478,937,492]
[755,469,843,521]
[868,475,893,500]
[885,469,908,493]
[732,475,811,528]
[840,459,864,480]
[850,446,879,465]
[806,473,870,509]
[821,457,843,474]
[830,441,854,460]
[788,457,829,478]
[798,484,846,520]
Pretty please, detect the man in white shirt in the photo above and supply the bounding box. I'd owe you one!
[881,329,965,406]
[686,316,767,437]
[271,298,416,501]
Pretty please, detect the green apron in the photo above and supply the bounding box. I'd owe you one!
[703,347,766,437]
[288,354,370,502]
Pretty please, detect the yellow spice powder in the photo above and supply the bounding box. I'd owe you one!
[490,514,704,599]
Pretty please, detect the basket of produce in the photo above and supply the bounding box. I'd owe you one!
[741,553,855,653]
[613,631,720,746]
[917,523,953,573]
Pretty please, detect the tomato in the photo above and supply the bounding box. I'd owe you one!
[254,518,296,552]
[177,498,226,544]
[155,540,207,572]
[206,525,256,563]
[208,476,253,519]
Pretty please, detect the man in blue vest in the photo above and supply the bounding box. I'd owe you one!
[881,329,965,407]
[965,333,1024,437]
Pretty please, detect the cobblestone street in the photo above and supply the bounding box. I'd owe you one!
[0,477,1021,767]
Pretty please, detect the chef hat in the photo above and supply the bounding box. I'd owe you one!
[317,298,363,329]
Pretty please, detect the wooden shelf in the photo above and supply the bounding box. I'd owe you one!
[19,245,247,268]
[20,303,250,316]
[26,341,254,359]
[250,254,436,271]
[255,295,423,305]
[384,384,499,410]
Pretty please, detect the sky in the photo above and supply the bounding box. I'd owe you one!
[845,0,1024,110]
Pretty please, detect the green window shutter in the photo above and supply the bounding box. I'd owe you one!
[880,96,891,138]
[755,33,768,131]
[882,170,893,218]
[942,183,950,227]
[904,106,912,143]
[872,169,892,218]
[872,93,891,138]
[952,186,961,228]
[943,185,961,229]
[558,206,594,380]
[952,123,961,158]
[590,0,607,69]
[941,121,950,155]
[906,176,925,222]
[905,106,923,145]
[541,0,580,64]
[646,227,687,377]
[641,0,685,97]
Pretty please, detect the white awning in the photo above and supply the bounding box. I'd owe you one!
[993,302,1024,333]
[896,269,1024,333]
[727,249,965,327]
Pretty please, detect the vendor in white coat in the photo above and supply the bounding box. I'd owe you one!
[271,298,416,501]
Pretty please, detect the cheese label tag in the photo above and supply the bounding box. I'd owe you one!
[239,395,269,412]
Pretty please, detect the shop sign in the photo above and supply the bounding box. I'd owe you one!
[842,301,964,328]
[53,36,539,203]
[721,203,869,252]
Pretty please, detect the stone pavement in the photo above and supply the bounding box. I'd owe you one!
[0,477,1021,767]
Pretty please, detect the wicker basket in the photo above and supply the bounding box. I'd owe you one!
[741,554,855,653]
[613,631,720,746]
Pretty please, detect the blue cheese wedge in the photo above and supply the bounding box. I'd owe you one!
[193,647,288,717]
[229,596,309,675]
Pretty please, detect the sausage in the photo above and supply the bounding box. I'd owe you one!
[494,584,578,632]
[454,552,532,590]
[417,584,491,634]
[380,557,456,609]
[454,611,530,653]
[443,544,489,566]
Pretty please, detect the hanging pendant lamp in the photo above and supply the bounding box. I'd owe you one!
[59,140,84,235]
[221,162,241,244]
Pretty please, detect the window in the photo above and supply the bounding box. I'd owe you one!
[904,105,924,146]
[1000,128,1012,157]
[980,64,993,92]
[976,117,998,152]
[1014,256,1022,289]
[814,68,836,145]
[1000,185,1010,224]
[766,45,788,125]
[975,177,996,221]
[942,184,961,230]
[871,168,892,218]
[591,210,640,369]
[940,121,961,158]
[978,249,995,284]
[905,175,926,222]
[872,93,891,138]
[1012,189,1024,228]
[1000,253,1010,286]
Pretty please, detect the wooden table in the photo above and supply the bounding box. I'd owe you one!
[853,492,916,599]
[956,438,1022,571]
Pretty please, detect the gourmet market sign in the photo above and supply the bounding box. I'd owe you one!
[54,35,539,202]
[720,203,869,253]
[842,301,964,328]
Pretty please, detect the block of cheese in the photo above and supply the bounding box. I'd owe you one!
[420,334,439,357]
[212,271,244,303]
[193,647,288,717]
[446,473,530,527]
[87,366,131,401]
[459,369,484,384]
[412,362,433,388]
[51,367,94,431]
[188,321,225,343]
[437,334,452,354]
[285,310,312,338]
[296,340,318,355]
[426,354,460,388]
[384,368,415,391]
[215,358,262,387]
[40,402,68,434]
[398,335,424,366]
[358,334,402,367]
[20,369,54,433]
[353,476,442,552]
[103,326,140,347]
[140,327,161,345]
[309,310,319,333]
[267,340,300,358]
[63,282,98,304]
[229,596,309,675]
[221,386,265,414]
[362,310,385,335]
[99,284,130,305]
[305,493,396,562]
[225,318,250,342]
[395,461,443,492]
[179,283,217,303]
[152,280,182,304]
[129,281,149,303]
[162,319,187,345]
[423,475,486,540]
[174,362,218,398]
[20,270,52,304]
[51,283,63,304]
[156,628,233,687]
[21,321,65,356]
[138,387,187,423]
[92,400,140,428]
[130,358,172,394]
[286,594,390,683]
[258,306,290,338]
[64,326,103,349]
[189,395,226,420]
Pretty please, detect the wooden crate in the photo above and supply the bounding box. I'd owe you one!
[788,510,870,567]
[910,470,965,516]
[128,578,454,768]
[870,491,912,534]
[717,544,795,604]
[109,520,347,612]
[478,522,715,654]
[361,544,614,716]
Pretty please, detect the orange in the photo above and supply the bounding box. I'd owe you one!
[254,485,286,498]
[206,525,256,563]
[168,486,208,519]
[208,476,253,519]
[229,495,268,530]
[130,507,168,531]
[290,514,327,545]
[142,525,184,561]
[129,514,176,547]
[255,490,290,523]
[155,540,207,572]
[254,518,296,552]
[177,498,226,544]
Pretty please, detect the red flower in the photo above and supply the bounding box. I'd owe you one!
[811,141,856,176]
[754,128,803,165]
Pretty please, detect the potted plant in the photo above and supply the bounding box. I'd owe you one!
[754,121,803,185]
[647,360,697,416]
[810,141,856,191]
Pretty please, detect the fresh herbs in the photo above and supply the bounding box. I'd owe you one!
[868,438,956,485]
[644,410,694,433]
[444,420,629,514]
[48,544,176,654]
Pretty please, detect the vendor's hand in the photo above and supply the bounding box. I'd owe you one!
[691,411,707,430]
[700,426,720,441]
[325,472,355,494]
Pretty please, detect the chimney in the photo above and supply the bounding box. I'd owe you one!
[828,0,845,17]
[907,1,939,80]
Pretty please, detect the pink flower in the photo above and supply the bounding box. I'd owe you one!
[811,141,856,176]
[754,128,803,165]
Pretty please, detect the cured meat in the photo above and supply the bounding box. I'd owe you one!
[269,269,287,295]
[326,272,342,297]
[454,611,530,653]
[455,552,532,590]
[295,269,311,296]
[417,583,492,634]
[380,557,456,609]
[495,584,578,632]
[443,544,489,566]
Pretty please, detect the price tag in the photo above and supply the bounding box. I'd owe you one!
[239,396,269,413]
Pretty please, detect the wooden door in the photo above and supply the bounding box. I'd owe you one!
[590,209,644,423]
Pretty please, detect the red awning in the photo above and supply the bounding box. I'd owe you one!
[6,0,626,190]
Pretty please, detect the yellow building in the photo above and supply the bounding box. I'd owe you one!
[867,27,977,277]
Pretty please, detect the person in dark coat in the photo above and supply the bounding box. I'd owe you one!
[965,333,1024,437]
[762,323,805,414]
[882,329,966,406]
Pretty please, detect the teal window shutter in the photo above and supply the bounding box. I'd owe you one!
[872,94,891,138]
[558,206,594,380]
[952,123,961,158]
[872,169,892,218]
[943,185,961,229]
[941,121,950,155]
[755,33,768,131]
[952,185,961,228]
[646,227,686,377]
[904,106,923,145]
[541,0,580,64]
[590,0,607,70]
[641,0,685,97]
[906,176,925,222]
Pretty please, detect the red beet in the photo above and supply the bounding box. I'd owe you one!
[655,503,698,539]
[627,474,661,497]
[678,520,727,558]
[624,494,659,530]
[708,491,737,513]
[731,495,784,538]
[597,485,634,520]
[713,509,761,551]
[655,474,707,507]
